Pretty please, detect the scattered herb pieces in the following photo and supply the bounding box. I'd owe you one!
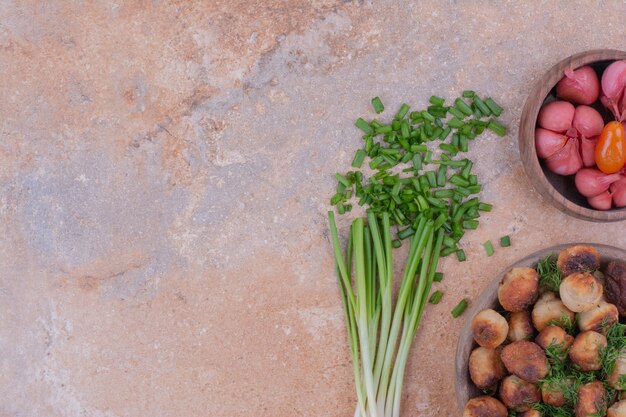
[371,96,385,114]
[451,299,468,318]
[484,240,494,256]
[331,94,508,252]
[429,290,444,304]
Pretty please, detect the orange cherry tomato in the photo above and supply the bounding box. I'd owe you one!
[595,121,626,174]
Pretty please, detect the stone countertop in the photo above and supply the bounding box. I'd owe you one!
[1,1,626,416]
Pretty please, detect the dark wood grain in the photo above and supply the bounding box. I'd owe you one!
[454,243,626,413]
[519,49,626,222]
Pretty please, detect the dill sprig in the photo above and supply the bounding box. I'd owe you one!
[537,253,561,292]
[533,402,575,417]
[600,322,626,379]
[618,374,626,390]
[546,313,576,334]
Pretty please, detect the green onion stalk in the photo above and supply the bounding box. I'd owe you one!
[328,211,444,417]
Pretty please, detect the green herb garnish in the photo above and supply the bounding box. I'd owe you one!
[537,253,561,292]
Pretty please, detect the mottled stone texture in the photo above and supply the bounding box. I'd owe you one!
[1,1,626,416]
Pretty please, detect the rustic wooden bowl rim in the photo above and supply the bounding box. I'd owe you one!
[518,49,626,222]
[454,242,626,413]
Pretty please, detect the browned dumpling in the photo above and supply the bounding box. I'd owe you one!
[608,353,626,390]
[508,311,535,342]
[535,325,574,351]
[531,291,575,332]
[575,381,606,417]
[498,268,539,312]
[557,245,601,278]
[608,400,626,417]
[541,377,573,407]
[578,300,619,333]
[463,396,508,417]
[472,309,509,349]
[559,272,603,313]
[500,341,549,383]
[469,347,507,390]
[569,331,607,371]
[499,375,540,412]
[520,410,542,417]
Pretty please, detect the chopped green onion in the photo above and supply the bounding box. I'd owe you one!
[439,127,451,140]
[484,240,494,256]
[425,196,446,209]
[395,103,410,120]
[462,90,475,98]
[336,173,352,187]
[433,189,454,198]
[454,98,473,116]
[401,121,410,138]
[429,290,444,304]
[449,174,470,187]
[392,238,402,248]
[355,118,373,134]
[426,171,437,188]
[456,249,466,262]
[461,160,473,179]
[478,202,493,212]
[352,149,366,168]
[447,117,464,128]
[429,95,445,106]
[412,154,423,171]
[364,136,373,153]
[433,272,444,282]
[437,165,447,187]
[431,159,465,167]
[371,96,385,114]
[441,246,457,257]
[462,220,479,230]
[398,227,415,240]
[459,135,469,152]
[448,107,465,119]
[455,186,472,197]
[485,98,503,116]
[439,143,458,155]
[451,299,468,318]
[421,111,435,122]
[473,97,491,116]
[500,235,511,247]
[487,119,507,137]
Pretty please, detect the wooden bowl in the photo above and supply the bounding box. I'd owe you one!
[519,49,626,222]
[454,243,626,413]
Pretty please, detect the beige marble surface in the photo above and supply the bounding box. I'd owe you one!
[2,1,626,416]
